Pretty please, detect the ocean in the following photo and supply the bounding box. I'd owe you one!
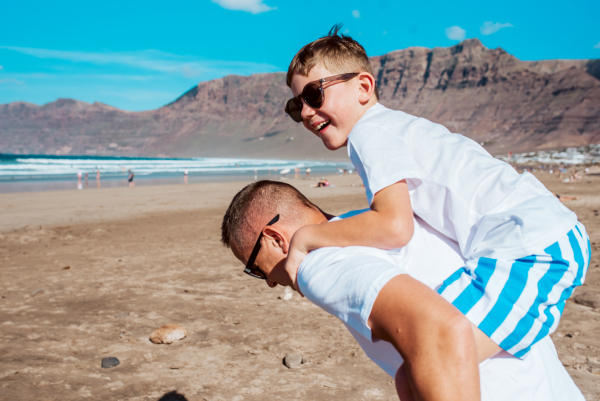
[0,154,353,193]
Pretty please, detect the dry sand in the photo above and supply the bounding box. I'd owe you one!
[1,173,599,400]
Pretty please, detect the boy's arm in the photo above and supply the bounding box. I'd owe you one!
[286,180,414,287]
[369,274,480,401]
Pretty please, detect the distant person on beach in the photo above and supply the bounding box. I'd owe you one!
[128,170,135,187]
[283,25,590,363]
[77,169,83,190]
[305,167,311,177]
[184,169,188,185]
[315,178,329,187]
[221,181,584,401]
[96,169,101,188]
[85,172,88,188]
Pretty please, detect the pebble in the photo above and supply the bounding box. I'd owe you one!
[573,292,600,309]
[30,288,43,297]
[278,287,293,301]
[588,362,600,375]
[149,324,188,344]
[283,353,303,369]
[101,357,120,368]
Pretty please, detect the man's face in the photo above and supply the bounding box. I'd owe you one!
[232,227,295,289]
[290,64,363,151]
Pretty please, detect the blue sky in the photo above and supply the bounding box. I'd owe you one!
[1,0,598,111]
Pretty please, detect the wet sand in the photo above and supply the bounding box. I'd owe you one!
[1,172,600,400]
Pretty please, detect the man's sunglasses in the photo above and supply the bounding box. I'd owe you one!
[285,73,359,123]
[243,214,280,279]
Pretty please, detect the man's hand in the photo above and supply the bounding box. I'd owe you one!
[284,225,311,293]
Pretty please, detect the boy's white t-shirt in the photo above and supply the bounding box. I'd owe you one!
[297,216,583,401]
[347,103,578,260]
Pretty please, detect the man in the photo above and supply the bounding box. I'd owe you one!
[221,180,583,401]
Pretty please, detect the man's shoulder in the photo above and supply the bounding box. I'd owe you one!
[299,246,397,291]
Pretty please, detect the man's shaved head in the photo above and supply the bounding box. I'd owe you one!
[221,180,322,255]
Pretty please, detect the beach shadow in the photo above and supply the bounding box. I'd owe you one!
[158,390,188,401]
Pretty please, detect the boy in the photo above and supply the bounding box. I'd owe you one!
[283,25,590,359]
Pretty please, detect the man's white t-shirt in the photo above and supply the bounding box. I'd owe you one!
[297,216,583,401]
[347,103,578,260]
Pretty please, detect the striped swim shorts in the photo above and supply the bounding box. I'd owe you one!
[437,221,591,358]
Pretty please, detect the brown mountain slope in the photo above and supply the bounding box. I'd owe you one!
[1,39,598,159]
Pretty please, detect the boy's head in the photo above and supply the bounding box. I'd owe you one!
[286,24,379,151]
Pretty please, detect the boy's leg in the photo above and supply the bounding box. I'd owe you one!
[437,222,590,358]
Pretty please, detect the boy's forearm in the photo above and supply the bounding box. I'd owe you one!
[295,180,414,252]
[297,208,414,252]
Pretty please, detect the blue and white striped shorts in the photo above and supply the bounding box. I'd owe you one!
[437,222,591,358]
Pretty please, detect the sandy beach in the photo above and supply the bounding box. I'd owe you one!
[1,172,600,400]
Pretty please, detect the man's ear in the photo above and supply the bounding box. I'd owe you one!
[357,72,375,104]
[262,227,291,255]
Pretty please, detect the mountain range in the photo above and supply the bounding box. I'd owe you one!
[1,39,599,160]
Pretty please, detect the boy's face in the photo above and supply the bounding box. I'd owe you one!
[290,64,371,151]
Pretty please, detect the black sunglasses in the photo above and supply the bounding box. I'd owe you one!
[285,73,360,123]
[243,214,280,279]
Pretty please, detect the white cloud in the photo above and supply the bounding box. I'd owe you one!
[0,46,278,78]
[343,28,350,34]
[211,0,276,14]
[480,21,513,36]
[445,26,466,41]
[352,10,360,18]
[383,31,387,35]
[594,41,600,49]
[0,78,25,85]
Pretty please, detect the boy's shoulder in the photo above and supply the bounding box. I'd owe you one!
[351,104,442,141]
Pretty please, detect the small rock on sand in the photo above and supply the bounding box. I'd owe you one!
[278,287,294,301]
[283,353,303,369]
[30,288,43,297]
[149,324,188,344]
[101,357,120,368]
[573,292,600,309]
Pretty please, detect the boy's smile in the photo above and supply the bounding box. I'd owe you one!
[290,64,377,151]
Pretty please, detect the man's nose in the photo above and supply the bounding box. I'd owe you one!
[266,279,278,288]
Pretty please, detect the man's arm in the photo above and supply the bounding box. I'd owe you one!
[369,275,480,401]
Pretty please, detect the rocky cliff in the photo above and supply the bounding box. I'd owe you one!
[1,39,598,159]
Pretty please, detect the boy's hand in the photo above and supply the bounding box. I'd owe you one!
[284,226,311,294]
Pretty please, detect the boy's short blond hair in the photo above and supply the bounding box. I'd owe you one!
[286,24,379,100]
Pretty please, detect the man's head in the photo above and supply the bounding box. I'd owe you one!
[286,24,379,151]
[221,180,328,288]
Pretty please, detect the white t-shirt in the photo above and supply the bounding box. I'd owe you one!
[297,217,583,401]
[347,103,578,260]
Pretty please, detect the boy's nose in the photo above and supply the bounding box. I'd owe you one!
[300,102,316,121]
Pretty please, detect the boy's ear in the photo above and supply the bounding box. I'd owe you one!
[357,72,376,104]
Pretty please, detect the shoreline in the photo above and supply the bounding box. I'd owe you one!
[0,175,364,233]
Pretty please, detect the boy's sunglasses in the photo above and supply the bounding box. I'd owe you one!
[285,73,360,123]
[243,214,280,280]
